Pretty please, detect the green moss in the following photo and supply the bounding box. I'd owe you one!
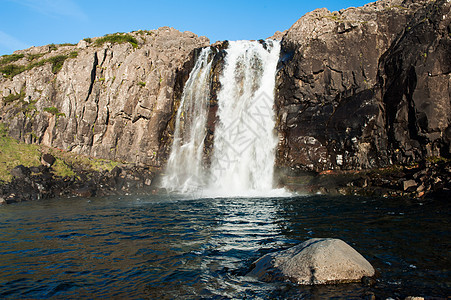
[27,53,45,61]
[426,156,450,163]
[0,51,79,78]
[138,81,146,87]
[48,44,58,52]
[0,64,27,77]
[94,33,139,48]
[52,159,76,178]
[0,54,25,66]
[3,87,26,103]
[44,106,66,118]
[46,55,69,73]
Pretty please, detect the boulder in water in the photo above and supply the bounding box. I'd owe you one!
[247,238,375,285]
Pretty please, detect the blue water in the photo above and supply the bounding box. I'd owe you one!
[0,194,449,299]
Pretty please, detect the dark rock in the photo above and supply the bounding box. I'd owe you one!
[361,276,377,287]
[29,166,42,174]
[109,166,122,178]
[41,154,56,167]
[275,0,450,172]
[72,185,95,198]
[10,165,30,179]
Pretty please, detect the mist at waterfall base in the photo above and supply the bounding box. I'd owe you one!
[162,40,288,198]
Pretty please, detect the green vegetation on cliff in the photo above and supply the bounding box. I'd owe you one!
[0,124,41,182]
[94,33,139,48]
[0,124,119,183]
[0,51,78,78]
[0,54,25,66]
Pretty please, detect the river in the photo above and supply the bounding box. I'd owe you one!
[0,194,449,299]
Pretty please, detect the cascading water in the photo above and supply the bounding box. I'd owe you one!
[161,48,213,193]
[207,40,282,197]
[163,40,286,196]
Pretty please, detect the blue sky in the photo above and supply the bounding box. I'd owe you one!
[1,0,373,56]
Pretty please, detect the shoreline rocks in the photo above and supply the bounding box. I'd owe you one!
[0,161,157,204]
[277,158,451,200]
[247,238,375,285]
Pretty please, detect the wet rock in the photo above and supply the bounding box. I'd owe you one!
[0,162,156,204]
[72,185,95,198]
[363,291,376,300]
[361,275,377,287]
[247,238,375,285]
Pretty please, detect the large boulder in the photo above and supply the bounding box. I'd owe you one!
[247,238,375,285]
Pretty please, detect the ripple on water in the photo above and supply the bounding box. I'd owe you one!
[0,194,449,299]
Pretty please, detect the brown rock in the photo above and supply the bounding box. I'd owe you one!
[403,179,417,191]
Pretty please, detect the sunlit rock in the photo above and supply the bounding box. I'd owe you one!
[247,238,375,285]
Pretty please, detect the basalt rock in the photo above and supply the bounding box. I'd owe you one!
[0,163,157,204]
[276,0,451,172]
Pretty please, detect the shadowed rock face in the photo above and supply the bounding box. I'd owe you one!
[276,0,450,172]
[247,238,375,285]
[0,28,209,167]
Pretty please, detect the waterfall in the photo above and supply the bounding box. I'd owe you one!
[161,48,213,193]
[207,40,282,197]
[163,40,286,197]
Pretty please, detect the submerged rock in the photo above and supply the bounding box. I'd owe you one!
[247,238,375,285]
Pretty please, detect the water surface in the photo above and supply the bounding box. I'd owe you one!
[0,194,449,299]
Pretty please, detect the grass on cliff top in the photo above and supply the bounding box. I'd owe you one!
[94,33,139,48]
[0,54,25,66]
[0,124,120,183]
[0,51,78,78]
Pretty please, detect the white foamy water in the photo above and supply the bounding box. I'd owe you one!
[206,40,284,197]
[161,48,213,193]
[163,40,289,197]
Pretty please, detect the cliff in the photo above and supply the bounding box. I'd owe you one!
[0,27,209,167]
[0,0,450,200]
[276,0,450,172]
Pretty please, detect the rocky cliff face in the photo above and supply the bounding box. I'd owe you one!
[276,0,450,172]
[1,0,449,180]
[0,28,209,167]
